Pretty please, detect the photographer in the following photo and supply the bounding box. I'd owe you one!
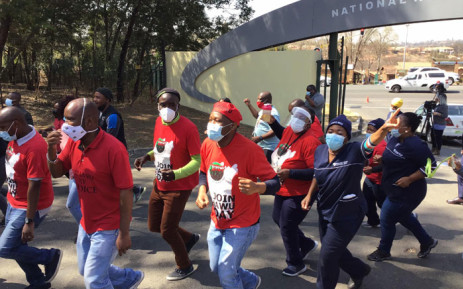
[431,83,448,155]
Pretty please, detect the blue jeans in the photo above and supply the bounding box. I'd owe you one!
[0,204,54,286]
[378,197,433,253]
[207,221,260,289]
[76,224,140,289]
[66,178,82,224]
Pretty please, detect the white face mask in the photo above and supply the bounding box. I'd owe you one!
[290,118,306,133]
[61,98,98,142]
[159,106,177,123]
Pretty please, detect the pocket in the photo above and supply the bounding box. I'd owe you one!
[332,197,364,221]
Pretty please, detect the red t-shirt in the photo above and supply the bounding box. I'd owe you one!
[153,115,200,191]
[58,129,133,234]
[271,127,321,197]
[309,116,324,139]
[200,133,277,229]
[366,140,387,184]
[6,130,54,210]
[53,118,65,130]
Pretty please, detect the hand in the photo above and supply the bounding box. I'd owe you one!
[301,195,312,211]
[395,176,412,188]
[243,98,251,106]
[383,109,401,131]
[373,155,382,164]
[238,177,261,195]
[455,160,462,171]
[21,223,34,243]
[461,150,463,156]
[251,136,261,143]
[277,169,290,183]
[161,169,175,181]
[196,191,209,209]
[134,155,150,171]
[46,130,62,147]
[363,166,373,175]
[116,232,131,256]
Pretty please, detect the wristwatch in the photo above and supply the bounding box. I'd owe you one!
[25,218,34,224]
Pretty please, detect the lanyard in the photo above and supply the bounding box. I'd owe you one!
[277,131,305,156]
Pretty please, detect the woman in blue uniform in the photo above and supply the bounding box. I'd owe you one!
[367,112,437,262]
[301,113,399,289]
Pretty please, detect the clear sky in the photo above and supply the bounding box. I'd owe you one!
[249,0,463,43]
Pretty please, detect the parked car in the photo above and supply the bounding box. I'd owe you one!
[385,72,450,93]
[408,67,460,84]
[415,103,463,142]
[320,75,331,87]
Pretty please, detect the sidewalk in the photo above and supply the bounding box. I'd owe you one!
[2,140,463,289]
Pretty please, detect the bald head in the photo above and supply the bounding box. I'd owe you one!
[7,92,21,106]
[0,106,27,125]
[288,99,305,113]
[257,91,272,104]
[64,98,99,131]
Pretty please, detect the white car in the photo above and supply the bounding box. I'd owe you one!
[409,67,460,84]
[320,76,331,87]
[415,103,463,142]
[385,72,450,93]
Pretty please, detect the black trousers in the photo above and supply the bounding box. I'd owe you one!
[431,128,444,150]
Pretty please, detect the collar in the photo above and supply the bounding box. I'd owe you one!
[17,125,36,146]
[77,128,104,151]
[161,113,180,126]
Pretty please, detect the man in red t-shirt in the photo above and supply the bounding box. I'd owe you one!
[362,118,387,228]
[0,107,60,289]
[134,88,201,281]
[47,99,144,288]
[196,102,280,289]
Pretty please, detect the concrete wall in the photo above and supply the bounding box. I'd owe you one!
[167,50,320,126]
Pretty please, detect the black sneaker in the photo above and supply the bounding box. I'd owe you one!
[418,239,438,258]
[166,265,196,281]
[185,233,200,253]
[367,249,391,262]
[282,264,307,277]
[362,222,380,228]
[301,239,319,260]
[347,264,371,289]
[25,283,51,289]
[128,271,145,289]
[45,248,63,283]
[255,275,262,289]
[133,186,146,203]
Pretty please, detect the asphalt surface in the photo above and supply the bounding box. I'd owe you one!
[2,85,463,288]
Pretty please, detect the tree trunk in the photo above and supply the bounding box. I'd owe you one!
[116,0,142,103]
[0,14,11,71]
[22,49,34,90]
[131,36,149,104]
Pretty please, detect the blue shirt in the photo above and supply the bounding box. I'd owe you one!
[253,106,280,151]
[381,136,436,203]
[314,142,370,222]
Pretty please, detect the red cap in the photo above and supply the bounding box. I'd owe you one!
[212,102,242,124]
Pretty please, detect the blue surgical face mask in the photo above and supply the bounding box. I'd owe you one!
[5,98,13,107]
[325,133,345,151]
[207,122,233,142]
[365,133,371,139]
[0,121,17,141]
[390,129,401,138]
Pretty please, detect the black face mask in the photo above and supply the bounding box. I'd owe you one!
[52,109,59,118]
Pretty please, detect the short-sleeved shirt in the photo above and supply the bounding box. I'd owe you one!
[381,136,435,203]
[271,127,320,197]
[200,133,276,229]
[305,92,325,120]
[314,142,370,222]
[153,115,200,191]
[365,140,387,185]
[253,106,280,151]
[58,129,133,234]
[6,128,53,210]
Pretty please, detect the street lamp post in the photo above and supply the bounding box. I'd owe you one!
[402,24,409,70]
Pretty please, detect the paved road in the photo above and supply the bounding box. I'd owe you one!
[2,139,463,289]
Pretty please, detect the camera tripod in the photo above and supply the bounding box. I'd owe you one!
[420,107,434,142]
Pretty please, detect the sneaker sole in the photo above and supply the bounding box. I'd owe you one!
[418,239,438,258]
[282,265,307,277]
[303,240,319,260]
[255,275,262,289]
[166,265,197,281]
[129,271,145,289]
[45,250,63,283]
